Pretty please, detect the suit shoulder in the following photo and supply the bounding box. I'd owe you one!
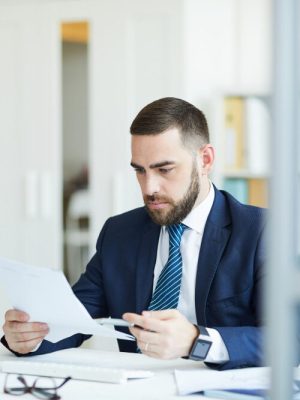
[109,206,149,223]
[220,189,267,226]
[102,207,155,234]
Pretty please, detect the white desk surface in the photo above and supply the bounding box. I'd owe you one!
[0,345,211,399]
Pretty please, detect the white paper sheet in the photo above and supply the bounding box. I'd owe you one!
[0,257,134,342]
[175,367,270,395]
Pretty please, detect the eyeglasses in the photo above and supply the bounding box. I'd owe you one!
[4,374,71,400]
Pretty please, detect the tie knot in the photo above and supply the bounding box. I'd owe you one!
[167,223,186,248]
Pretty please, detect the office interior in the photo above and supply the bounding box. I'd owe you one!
[0,0,298,398]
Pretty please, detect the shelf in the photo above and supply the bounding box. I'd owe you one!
[218,88,270,98]
[222,170,269,179]
[213,93,271,208]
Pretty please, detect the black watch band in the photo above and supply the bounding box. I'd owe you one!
[188,325,212,361]
[198,325,209,336]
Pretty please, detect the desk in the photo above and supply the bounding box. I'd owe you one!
[0,346,211,399]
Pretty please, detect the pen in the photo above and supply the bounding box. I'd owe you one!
[97,318,134,327]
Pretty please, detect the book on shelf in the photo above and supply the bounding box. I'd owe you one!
[223,95,270,176]
[248,178,268,208]
[223,177,268,208]
[224,96,245,171]
[223,178,248,204]
[245,97,270,175]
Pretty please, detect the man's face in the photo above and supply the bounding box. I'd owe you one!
[131,128,203,225]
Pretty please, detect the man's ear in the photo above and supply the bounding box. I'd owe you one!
[199,144,215,174]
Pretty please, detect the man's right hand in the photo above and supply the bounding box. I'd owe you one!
[2,310,49,354]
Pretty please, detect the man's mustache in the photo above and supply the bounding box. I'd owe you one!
[144,194,173,204]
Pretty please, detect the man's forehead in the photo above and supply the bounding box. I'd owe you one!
[131,131,185,155]
[130,129,192,167]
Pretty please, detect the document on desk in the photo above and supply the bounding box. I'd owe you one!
[175,367,300,397]
[175,367,271,395]
[0,257,134,343]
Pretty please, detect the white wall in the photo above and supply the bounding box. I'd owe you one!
[0,0,272,264]
[0,5,62,269]
[182,0,237,103]
[89,0,184,245]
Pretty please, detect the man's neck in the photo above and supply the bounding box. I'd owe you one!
[194,179,211,208]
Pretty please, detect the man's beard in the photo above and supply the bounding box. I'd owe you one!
[144,164,200,226]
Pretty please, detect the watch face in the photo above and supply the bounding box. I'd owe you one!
[192,339,212,360]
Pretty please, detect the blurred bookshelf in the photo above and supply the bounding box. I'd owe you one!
[212,93,270,208]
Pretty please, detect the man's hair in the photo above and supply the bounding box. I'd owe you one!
[130,97,210,150]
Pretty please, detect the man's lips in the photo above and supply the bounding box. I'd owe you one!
[147,201,169,210]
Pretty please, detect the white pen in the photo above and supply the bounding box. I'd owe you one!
[97,318,134,327]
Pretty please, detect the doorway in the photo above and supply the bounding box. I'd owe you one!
[61,21,90,285]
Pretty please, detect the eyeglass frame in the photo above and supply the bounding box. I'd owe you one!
[3,373,71,400]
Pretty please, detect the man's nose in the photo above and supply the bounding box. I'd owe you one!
[142,175,160,196]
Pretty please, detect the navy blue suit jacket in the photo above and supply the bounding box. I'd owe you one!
[5,188,266,370]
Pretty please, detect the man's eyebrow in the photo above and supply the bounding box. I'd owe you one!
[130,162,144,169]
[130,161,176,169]
[149,161,176,169]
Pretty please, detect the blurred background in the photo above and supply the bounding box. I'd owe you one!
[0,0,276,352]
[0,0,272,284]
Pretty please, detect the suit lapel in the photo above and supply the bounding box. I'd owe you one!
[135,218,161,313]
[195,188,231,325]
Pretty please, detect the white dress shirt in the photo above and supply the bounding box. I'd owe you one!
[153,184,229,363]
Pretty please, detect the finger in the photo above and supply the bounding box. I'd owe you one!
[123,313,165,332]
[13,337,45,355]
[5,309,29,322]
[122,312,139,323]
[141,341,174,360]
[9,329,49,343]
[138,341,161,358]
[5,321,49,334]
[129,326,160,345]
[142,309,180,320]
[123,313,146,327]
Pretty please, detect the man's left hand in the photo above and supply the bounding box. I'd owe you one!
[123,309,199,359]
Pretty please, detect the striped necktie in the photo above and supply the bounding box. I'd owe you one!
[148,223,186,311]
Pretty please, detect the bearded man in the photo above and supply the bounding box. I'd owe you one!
[2,97,266,370]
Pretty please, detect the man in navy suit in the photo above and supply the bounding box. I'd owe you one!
[2,97,266,370]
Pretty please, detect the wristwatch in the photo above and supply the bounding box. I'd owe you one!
[189,326,212,361]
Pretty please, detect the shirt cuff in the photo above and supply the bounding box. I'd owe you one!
[204,327,229,363]
[1,335,43,356]
[30,341,43,353]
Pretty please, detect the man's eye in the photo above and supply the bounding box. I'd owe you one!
[134,168,145,174]
[159,168,173,174]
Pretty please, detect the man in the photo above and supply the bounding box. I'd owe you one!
[2,97,266,370]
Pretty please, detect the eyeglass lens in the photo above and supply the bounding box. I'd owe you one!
[4,374,71,400]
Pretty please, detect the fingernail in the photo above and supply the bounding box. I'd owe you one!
[21,314,29,321]
[142,311,150,317]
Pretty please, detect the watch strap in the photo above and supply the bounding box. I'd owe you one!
[188,325,212,361]
[198,325,209,337]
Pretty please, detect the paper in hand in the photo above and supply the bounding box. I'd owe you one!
[0,257,134,342]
